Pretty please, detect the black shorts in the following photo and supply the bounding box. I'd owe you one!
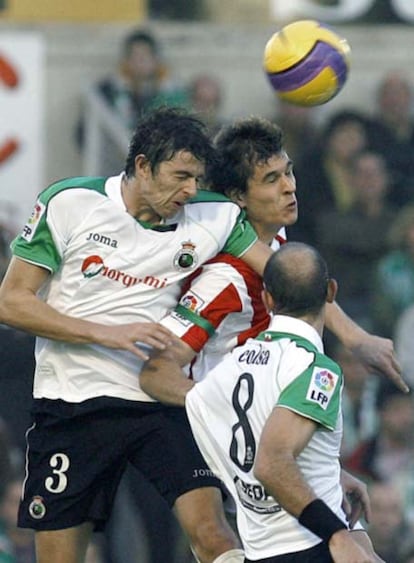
[18,397,220,531]
[244,541,333,562]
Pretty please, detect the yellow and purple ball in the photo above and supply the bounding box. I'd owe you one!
[263,20,351,107]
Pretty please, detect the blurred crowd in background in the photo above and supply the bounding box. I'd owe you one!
[2,21,414,563]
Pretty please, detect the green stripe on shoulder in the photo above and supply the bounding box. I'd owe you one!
[256,331,320,354]
[258,330,341,375]
[38,177,107,205]
[189,190,231,204]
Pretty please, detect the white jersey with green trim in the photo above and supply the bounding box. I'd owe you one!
[186,315,345,560]
[11,174,257,403]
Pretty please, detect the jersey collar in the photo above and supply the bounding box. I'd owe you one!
[105,173,127,211]
[266,315,324,353]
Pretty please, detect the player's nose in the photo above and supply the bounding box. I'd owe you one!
[182,177,198,198]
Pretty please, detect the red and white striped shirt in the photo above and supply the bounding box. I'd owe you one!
[160,229,287,380]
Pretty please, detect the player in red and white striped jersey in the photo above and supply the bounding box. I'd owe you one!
[144,117,405,400]
[157,119,294,385]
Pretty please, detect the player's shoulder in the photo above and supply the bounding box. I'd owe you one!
[38,176,107,205]
[185,189,245,226]
[188,189,233,205]
[204,252,260,280]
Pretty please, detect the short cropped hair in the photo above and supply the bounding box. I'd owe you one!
[263,242,329,317]
[208,117,284,195]
[122,29,159,58]
[124,107,216,177]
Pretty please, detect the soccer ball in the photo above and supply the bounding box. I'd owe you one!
[263,20,351,107]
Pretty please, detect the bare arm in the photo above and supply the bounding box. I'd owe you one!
[254,407,375,563]
[325,301,408,393]
[254,406,317,515]
[140,337,196,406]
[0,257,173,360]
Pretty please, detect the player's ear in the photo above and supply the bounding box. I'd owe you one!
[227,188,247,208]
[134,154,151,179]
[261,287,275,313]
[326,278,338,303]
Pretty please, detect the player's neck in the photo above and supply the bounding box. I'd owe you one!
[253,222,283,246]
[121,176,162,224]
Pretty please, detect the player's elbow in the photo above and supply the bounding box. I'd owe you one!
[253,453,274,487]
[0,288,20,326]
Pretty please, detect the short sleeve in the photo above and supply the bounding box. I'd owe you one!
[277,355,343,431]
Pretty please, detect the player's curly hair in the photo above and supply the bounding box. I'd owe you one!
[124,106,217,177]
[207,116,284,195]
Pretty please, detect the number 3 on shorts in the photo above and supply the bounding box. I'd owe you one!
[45,453,70,493]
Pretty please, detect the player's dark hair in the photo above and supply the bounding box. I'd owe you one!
[122,29,159,58]
[207,117,284,195]
[124,107,217,177]
[263,242,329,317]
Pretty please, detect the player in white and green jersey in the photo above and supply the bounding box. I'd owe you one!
[11,175,257,404]
[0,107,273,563]
[186,243,379,562]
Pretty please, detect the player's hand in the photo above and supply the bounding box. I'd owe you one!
[350,332,409,394]
[329,530,375,562]
[97,322,173,360]
[340,469,370,528]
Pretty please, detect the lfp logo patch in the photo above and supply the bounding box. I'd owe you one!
[21,200,46,242]
[306,368,338,410]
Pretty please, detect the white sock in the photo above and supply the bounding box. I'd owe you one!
[212,549,245,563]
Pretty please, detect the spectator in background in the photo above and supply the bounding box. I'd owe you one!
[0,325,34,458]
[76,28,188,174]
[269,98,320,165]
[369,71,414,208]
[371,205,414,338]
[0,227,11,283]
[187,74,225,137]
[290,109,371,244]
[331,342,378,457]
[0,202,18,282]
[366,480,414,562]
[0,420,22,563]
[0,473,35,563]
[344,380,414,521]
[314,150,396,328]
[90,28,187,130]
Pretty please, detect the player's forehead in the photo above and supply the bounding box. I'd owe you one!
[251,150,291,180]
[159,150,205,174]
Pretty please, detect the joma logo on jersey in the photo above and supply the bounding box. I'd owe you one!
[81,256,167,288]
[86,232,118,248]
[306,368,338,410]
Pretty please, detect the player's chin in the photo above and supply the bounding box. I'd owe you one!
[285,210,298,225]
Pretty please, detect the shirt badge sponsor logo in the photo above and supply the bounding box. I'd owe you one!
[169,290,204,327]
[21,200,46,242]
[181,291,204,313]
[173,240,198,271]
[81,255,104,278]
[80,256,168,289]
[306,368,338,410]
[28,495,46,519]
